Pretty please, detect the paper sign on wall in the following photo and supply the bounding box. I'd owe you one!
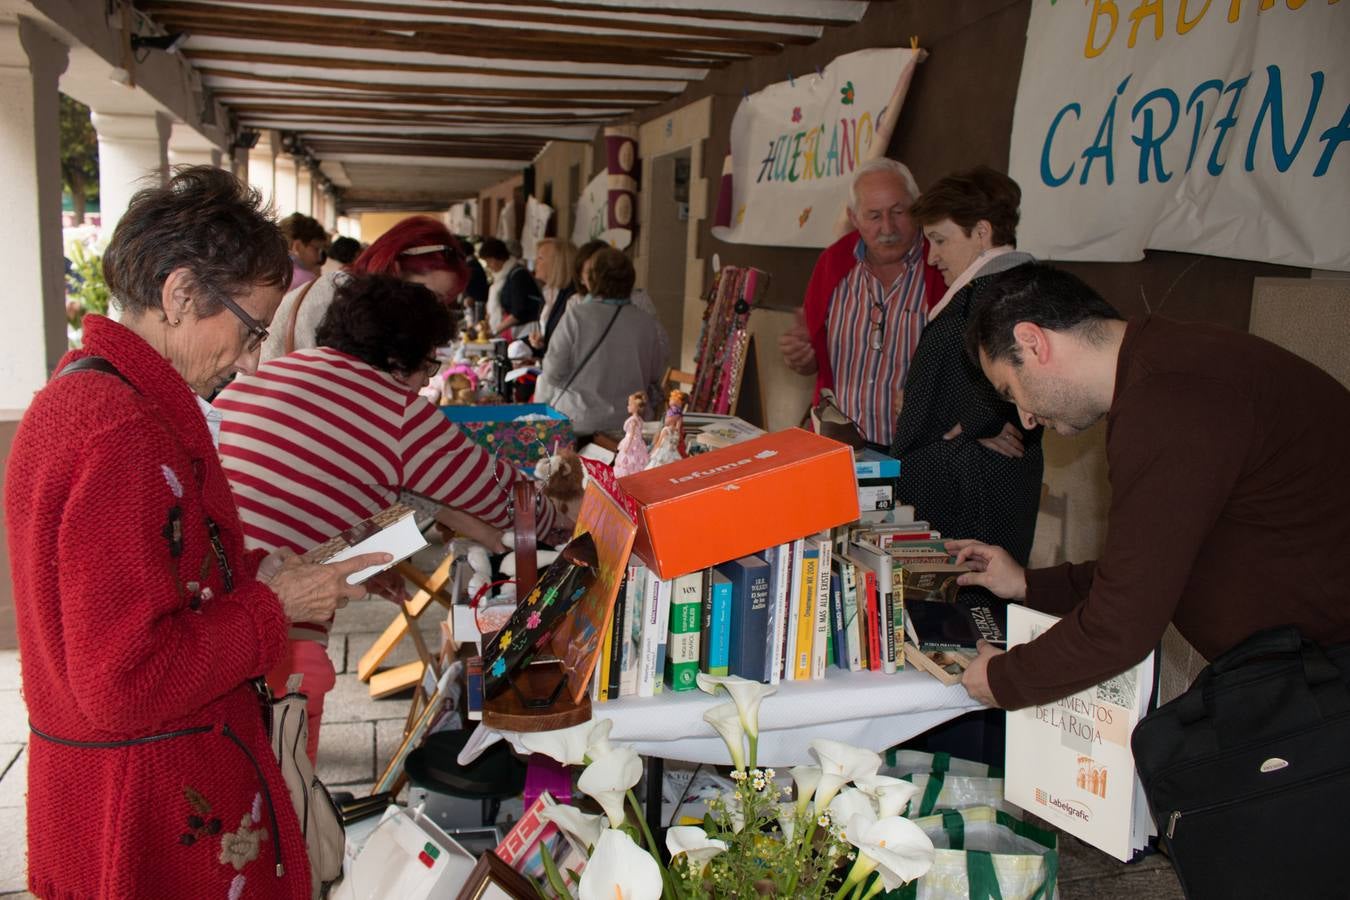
[710,46,923,248]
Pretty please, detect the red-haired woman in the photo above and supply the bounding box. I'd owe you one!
[261,214,469,361]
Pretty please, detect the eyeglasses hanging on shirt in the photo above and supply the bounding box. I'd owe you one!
[869,296,886,352]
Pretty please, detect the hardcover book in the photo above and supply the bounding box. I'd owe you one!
[301,502,428,584]
[665,571,703,691]
[810,531,833,680]
[716,555,771,681]
[707,570,732,677]
[1004,606,1157,862]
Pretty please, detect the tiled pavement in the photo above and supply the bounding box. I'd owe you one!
[0,552,1184,898]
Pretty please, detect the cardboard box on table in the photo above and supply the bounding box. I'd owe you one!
[618,428,860,580]
[438,403,572,471]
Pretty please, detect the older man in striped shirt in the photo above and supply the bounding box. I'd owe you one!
[780,158,945,446]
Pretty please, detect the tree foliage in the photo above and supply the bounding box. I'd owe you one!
[60,94,99,224]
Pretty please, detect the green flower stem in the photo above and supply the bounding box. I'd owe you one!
[833,854,879,900]
[859,876,884,900]
[626,788,675,898]
[786,815,820,897]
[747,732,758,770]
[538,842,570,899]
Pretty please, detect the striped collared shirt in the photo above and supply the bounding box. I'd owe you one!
[826,237,929,445]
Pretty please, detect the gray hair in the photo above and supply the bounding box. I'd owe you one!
[848,158,921,211]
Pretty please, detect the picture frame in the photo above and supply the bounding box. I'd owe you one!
[454,850,540,900]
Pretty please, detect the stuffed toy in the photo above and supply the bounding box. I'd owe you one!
[534,446,587,519]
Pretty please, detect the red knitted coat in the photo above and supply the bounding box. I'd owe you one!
[5,316,310,900]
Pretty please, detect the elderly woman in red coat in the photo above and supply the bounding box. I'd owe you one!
[4,167,387,899]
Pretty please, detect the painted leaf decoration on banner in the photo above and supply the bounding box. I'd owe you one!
[799,207,812,228]
[840,81,855,104]
[791,107,802,123]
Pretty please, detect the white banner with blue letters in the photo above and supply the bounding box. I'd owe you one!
[1009,1,1349,270]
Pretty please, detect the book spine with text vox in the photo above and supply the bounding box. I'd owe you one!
[664,572,703,691]
[793,543,820,681]
[719,555,771,681]
[707,570,732,676]
[811,532,833,680]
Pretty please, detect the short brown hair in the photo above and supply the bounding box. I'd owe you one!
[588,248,635,299]
[279,212,327,246]
[910,166,1021,247]
[102,166,290,317]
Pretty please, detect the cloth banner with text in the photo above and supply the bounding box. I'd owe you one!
[1009,1,1349,270]
[710,46,923,248]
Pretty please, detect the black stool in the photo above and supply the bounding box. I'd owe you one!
[404,728,527,827]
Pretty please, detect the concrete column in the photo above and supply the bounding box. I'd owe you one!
[274,153,298,218]
[0,18,69,409]
[248,132,277,211]
[91,110,172,238]
[168,146,222,169]
[230,148,248,184]
[321,191,339,233]
[296,166,313,218]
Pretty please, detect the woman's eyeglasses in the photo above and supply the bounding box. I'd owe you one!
[217,293,270,353]
[422,357,442,377]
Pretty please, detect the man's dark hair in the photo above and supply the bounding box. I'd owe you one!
[965,263,1124,366]
[910,166,1021,247]
[478,237,510,261]
[102,166,290,317]
[278,212,327,246]
[315,274,454,374]
[588,248,635,299]
[328,236,362,265]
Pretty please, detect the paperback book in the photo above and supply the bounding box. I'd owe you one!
[1004,606,1156,862]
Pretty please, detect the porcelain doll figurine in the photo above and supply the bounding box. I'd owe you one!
[613,392,650,477]
[645,389,688,469]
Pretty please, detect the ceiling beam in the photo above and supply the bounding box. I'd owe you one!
[183,48,681,81]
[439,0,858,28]
[199,67,675,102]
[143,0,818,44]
[212,88,638,109]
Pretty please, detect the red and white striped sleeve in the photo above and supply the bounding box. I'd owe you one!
[398,396,558,539]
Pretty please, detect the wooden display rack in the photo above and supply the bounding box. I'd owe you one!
[481,659,592,732]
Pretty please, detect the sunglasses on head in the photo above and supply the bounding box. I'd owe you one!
[400,243,461,268]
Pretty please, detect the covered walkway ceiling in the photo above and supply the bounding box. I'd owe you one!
[134,0,871,208]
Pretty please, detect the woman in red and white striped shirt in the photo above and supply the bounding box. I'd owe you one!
[216,274,561,761]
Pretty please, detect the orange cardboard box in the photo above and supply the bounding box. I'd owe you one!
[618,428,859,580]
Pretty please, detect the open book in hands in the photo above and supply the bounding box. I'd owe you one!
[301,502,429,586]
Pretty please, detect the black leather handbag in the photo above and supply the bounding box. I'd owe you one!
[1130,626,1350,899]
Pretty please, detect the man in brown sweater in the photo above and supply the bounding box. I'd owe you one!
[951,263,1350,709]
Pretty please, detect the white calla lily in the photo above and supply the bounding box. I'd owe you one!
[695,673,776,738]
[790,764,823,814]
[809,739,883,809]
[703,702,747,770]
[828,787,878,830]
[517,717,614,766]
[578,828,663,900]
[539,804,606,855]
[665,825,728,873]
[844,814,937,891]
[577,746,643,828]
[855,774,923,819]
[776,802,798,841]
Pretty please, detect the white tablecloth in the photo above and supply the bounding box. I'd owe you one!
[592,668,984,767]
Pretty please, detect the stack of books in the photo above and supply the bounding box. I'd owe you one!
[586,515,1008,699]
